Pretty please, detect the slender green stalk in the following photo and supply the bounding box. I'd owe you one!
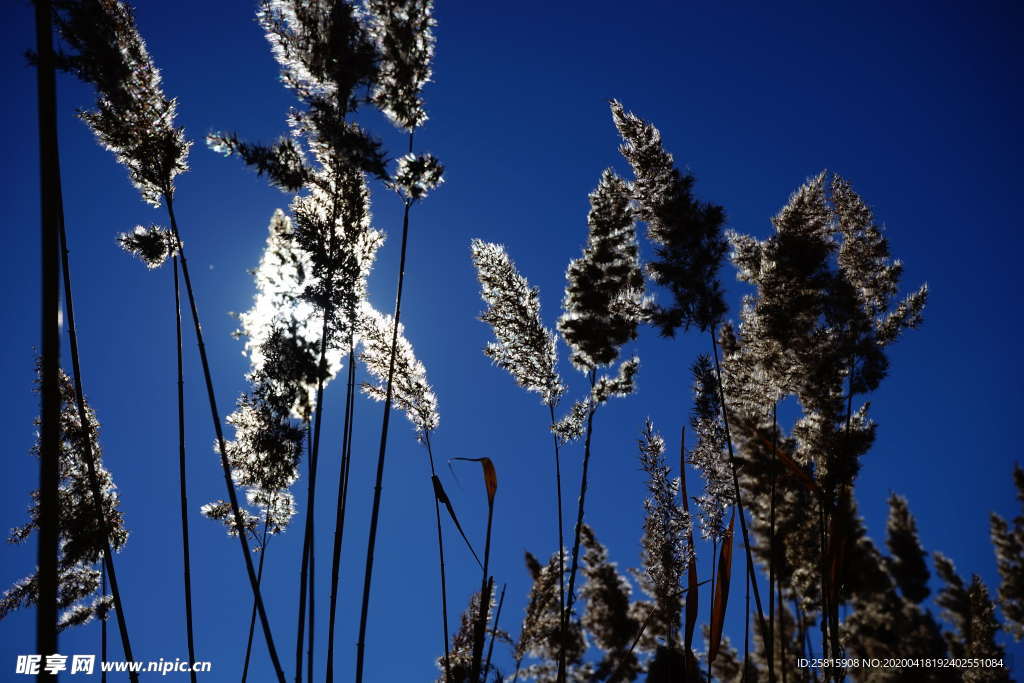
[34,1,60,673]
[326,335,357,683]
[172,255,198,683]
[242,522,271,683]
[557,371,596,683]
[163,194,286,683]
[354,135,416,682]
[56,125,138,682]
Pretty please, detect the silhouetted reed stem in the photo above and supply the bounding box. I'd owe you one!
[296,417,315,683]
[768,402,778,683]
[172,255,198,683]
[424,432,452,683]
[547,404,567,665]
[710,329,768,636]
[242,521,271,683]
[34,2,61,672]
[470,506,495,681]
[325,334,357,683]
[163,193,286,683]
[354,147,415,682]
[744,557,751,681]
[483,583,507,679]
[101,566,107,683]
[55,125,138,681]
[557,369,597,683]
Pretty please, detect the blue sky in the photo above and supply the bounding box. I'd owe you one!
[2,0,1022,680]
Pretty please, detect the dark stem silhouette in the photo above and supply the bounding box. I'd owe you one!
[354,179,415,683]
[163,193,286,683]
[34,2,61,675]
[557,369,597,683]
[325,333,357,683]
[172,254,198,683]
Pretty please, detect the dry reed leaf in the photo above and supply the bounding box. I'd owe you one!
[708,511,735,664]
[757,433,821,496]
[454,457,498,504]
[680,429,699,653]
[432,474,482,568]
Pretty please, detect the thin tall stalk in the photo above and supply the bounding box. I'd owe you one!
[172,254,198,683]
[34,1,60,673]
[56,124,139,683]
[547,404,567,664]
[101,566,108,683]
[354,135,416,683]
[163,194,286,683]
[708,538,718,683]
[296,418,315,683]
[423,431,453,683]
[298,283,337,683]
[768,402,778,683]
[743,557,751,681]
[470,509,495,681]
[779,579,787,683]
[710,330,768,636]
[242,521,271,683]
[557,370,597,683]
[326,335,358,683]
[483,583,507,680]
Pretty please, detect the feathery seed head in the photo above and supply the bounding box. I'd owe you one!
[116,225,176,268]
[471,239,565,407]
[364,0,436,131]
[558,169,645,371]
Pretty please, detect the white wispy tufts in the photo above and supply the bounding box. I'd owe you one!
[393,153,444,200]
[558,169,646,372]
[689,354,734,541]
[592,357,639,404]
[364,0,436,131]
[1,367,127,627]
[236,210,343,416]
[470,239,565,407]
[610,99,728,334]
[200,501,259,537]
[55,0,191,206]
[257,0,373,102]
[116,225,176,269]
[551,397,591,444]
[636,419,692,639]
[246,488,298,534]
[289,165,385,328]
[358,304,439,439]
